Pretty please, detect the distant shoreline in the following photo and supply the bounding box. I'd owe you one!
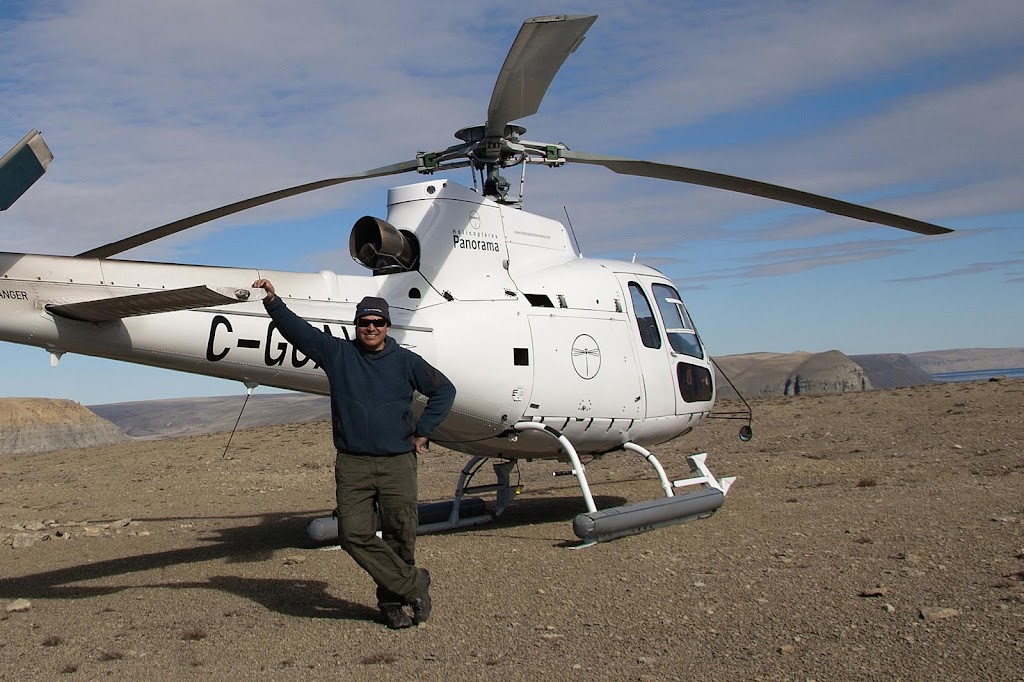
[931,367,1024,382]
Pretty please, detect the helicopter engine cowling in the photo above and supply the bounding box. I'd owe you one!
[349,215,419,273]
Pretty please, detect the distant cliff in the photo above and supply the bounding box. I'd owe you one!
[713,347,1023,400]
[713,350,871,399]
[90,393,331,439]
[0,398,129,454]
[848,353,935,389]
[906,348,1024,374]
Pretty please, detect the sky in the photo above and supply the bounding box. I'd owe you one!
[1,0,1022,405]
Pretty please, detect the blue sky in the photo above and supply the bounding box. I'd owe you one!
[1,1,1022,405]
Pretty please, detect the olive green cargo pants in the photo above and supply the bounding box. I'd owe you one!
[335,451,424,608]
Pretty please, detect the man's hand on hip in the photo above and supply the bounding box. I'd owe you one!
[412,435,429,455]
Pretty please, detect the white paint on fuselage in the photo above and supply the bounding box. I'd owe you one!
[0,179,714,460]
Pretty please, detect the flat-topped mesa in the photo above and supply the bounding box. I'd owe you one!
[713,350,872,399]
[0,398,128,454]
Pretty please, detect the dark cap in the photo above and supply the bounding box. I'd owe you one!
[355,296,390,325]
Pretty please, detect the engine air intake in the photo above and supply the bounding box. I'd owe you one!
[349,216,419,273]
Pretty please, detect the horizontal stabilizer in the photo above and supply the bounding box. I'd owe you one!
[1,129,53,210]
[46,285,263,323]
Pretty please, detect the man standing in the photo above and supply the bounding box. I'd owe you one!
[253,279,456,629]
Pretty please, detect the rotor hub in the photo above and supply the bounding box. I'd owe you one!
[454,124,526,145]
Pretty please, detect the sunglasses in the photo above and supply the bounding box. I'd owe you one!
[356,318,389,329]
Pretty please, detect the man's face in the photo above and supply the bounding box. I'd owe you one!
[357,316,389,351]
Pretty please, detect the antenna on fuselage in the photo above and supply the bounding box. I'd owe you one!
[563,206,582,257]
[222,382,259,459]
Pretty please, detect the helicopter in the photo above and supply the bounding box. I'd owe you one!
[0,14,951,544]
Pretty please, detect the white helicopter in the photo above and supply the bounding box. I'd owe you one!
[0,14,950,544]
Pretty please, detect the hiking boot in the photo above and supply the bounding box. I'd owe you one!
[411,568,432,624]
[380,604,413,630]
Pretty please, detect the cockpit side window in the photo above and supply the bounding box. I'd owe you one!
[628,282,661,349]
[652,283,703,359]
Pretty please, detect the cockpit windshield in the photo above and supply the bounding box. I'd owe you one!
[652,283,703,359]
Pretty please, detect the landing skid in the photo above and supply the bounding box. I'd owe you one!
[306,422,735,545]
[571,451,735,547]
[513,423,736,546]
[418,456,520,533]
[306,456,520,543]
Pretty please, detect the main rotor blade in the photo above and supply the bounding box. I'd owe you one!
[1,129,54,210]
[561,150,953,236]
[486,14,597,139]
[77,159,422,258]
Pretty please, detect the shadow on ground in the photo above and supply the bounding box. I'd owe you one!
[0,511,377,623]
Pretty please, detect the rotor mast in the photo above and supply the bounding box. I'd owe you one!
[424,14,597,204]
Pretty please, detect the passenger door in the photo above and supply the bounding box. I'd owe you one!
[615,275,676,419]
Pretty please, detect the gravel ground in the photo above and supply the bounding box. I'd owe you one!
[1,379,1022,681]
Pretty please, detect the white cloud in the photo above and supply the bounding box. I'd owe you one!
[2,1,1022,401]
[3,0,1021,261]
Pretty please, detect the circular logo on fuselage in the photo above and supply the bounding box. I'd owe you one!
[571,334,601,379]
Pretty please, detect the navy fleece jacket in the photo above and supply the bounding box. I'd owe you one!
[265,296,456,455]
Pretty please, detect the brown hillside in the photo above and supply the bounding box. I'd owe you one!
[0,398,129,454]
[713,350,870,398]
[908,347,1024,373]
[787,349,872,395]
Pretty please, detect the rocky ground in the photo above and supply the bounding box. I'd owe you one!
[1,379,1022,681]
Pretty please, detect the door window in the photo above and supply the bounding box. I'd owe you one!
[628,282,661,349]
[677,362,713,402]
[652,283,703,359]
